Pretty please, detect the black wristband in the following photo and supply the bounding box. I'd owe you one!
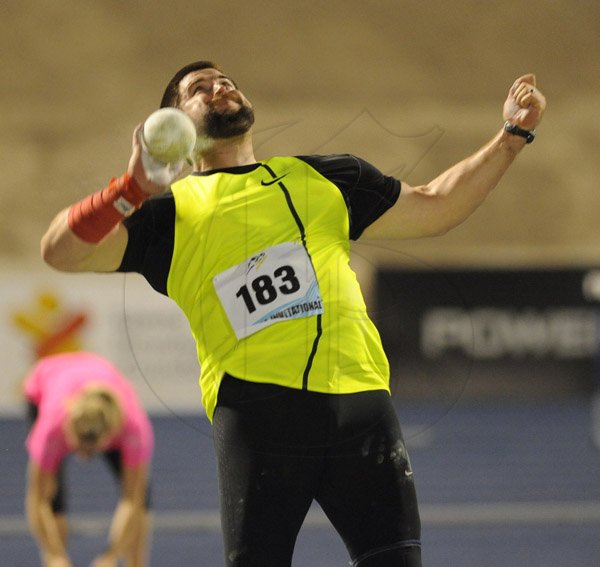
[503,121,535,144]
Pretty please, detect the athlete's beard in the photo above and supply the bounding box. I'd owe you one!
[204,104,255,139]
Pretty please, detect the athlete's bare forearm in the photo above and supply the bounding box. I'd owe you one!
[41,208,128,273]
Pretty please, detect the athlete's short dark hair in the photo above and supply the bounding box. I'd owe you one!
[160,60,223,108]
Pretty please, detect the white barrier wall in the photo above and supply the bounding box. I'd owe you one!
[0,268,202,417]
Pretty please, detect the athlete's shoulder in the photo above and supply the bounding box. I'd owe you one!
[118,189,175,295]
[294,155,400,240]
[123,189,174,229]
[295,154,361,174]
[148,188,175,203]
[295,154,394,183]
[28,352,85,376]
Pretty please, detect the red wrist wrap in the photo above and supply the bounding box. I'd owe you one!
[67,174,148,243]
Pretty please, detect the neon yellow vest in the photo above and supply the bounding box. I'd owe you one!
[168,156,390,420]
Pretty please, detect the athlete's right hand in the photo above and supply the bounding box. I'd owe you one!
[127,124,188,195]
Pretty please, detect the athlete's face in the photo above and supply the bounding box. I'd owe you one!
[66,424,112,460]
[73,433,109,460]
[177,68,255,141]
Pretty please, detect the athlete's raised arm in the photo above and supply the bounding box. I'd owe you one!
[364,73,546,240]
[41,125,168,273]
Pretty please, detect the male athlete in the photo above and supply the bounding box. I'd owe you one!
[41,61,546,566]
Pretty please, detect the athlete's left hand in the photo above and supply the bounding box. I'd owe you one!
[503,73,546,131]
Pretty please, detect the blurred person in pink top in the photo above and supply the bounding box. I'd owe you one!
[24,352,154,567]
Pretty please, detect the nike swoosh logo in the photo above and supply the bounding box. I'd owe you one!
[261,174,288,186]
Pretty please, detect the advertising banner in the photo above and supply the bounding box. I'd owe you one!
[375,268,600,401]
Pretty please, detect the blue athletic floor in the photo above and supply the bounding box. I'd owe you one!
[2,399,599,566]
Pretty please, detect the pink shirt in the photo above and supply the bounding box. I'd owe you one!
[25,352,154,473]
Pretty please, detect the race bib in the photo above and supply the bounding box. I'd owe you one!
[213,242,324,339]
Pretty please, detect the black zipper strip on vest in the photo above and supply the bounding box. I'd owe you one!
[260,163,323,389]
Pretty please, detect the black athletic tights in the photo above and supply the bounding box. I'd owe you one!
[212,375,422,566]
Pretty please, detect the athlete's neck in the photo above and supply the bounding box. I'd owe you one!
[193,133,256,172]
